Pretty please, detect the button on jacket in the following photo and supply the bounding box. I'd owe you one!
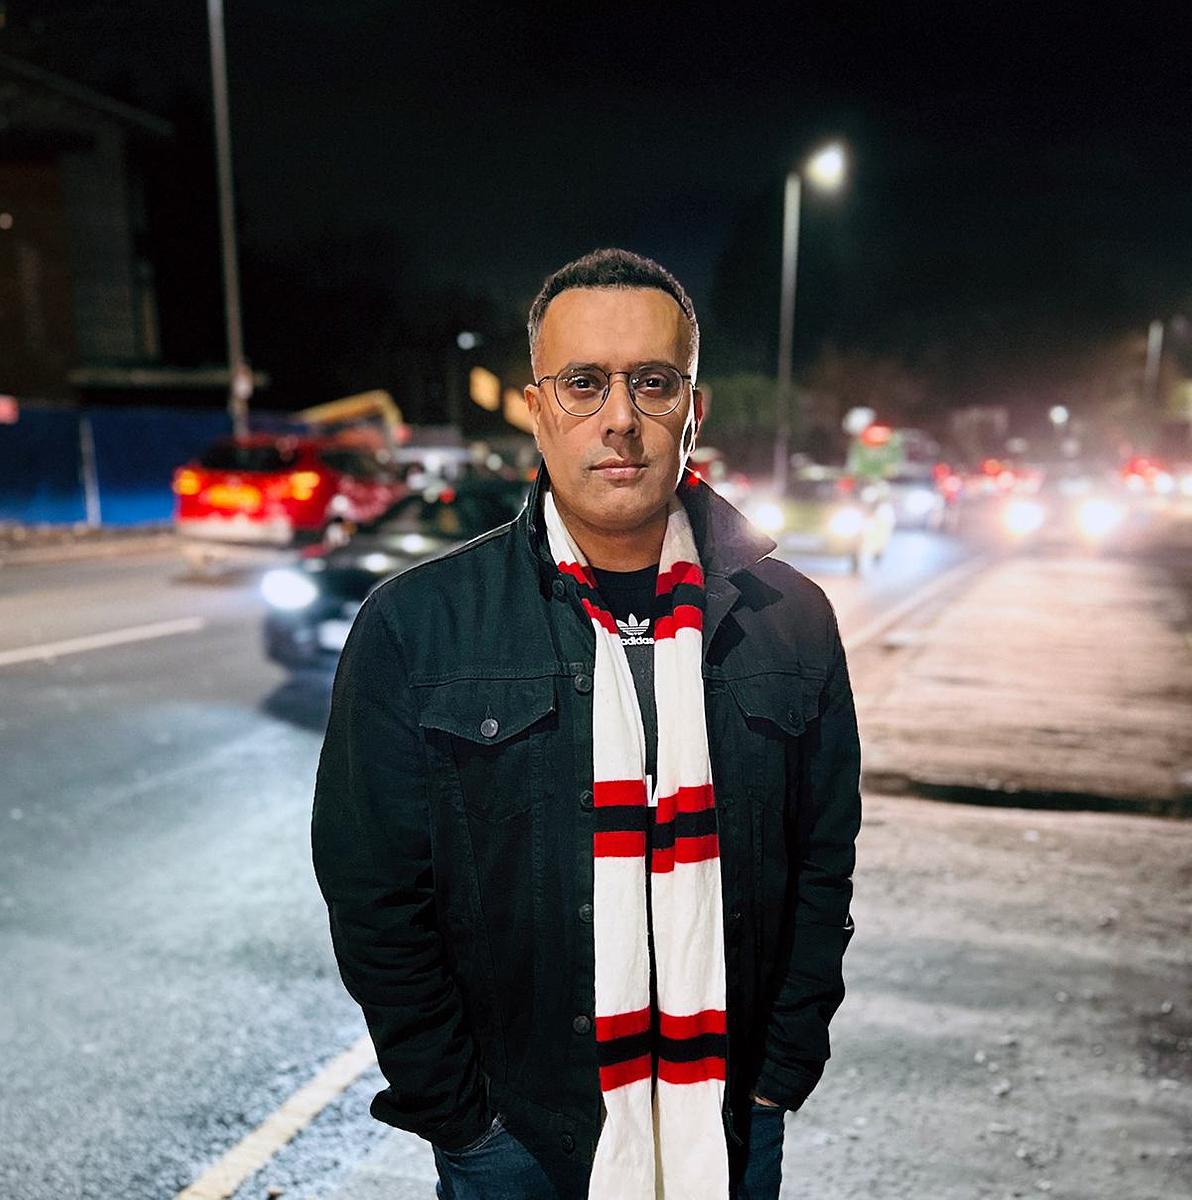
[311,460,862,1191]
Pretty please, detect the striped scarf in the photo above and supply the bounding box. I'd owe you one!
[544,488,730,1199]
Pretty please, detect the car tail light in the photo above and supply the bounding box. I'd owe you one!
[173,468,202,496]
[286,470,324,502]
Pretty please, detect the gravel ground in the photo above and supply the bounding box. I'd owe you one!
[791,791,1192,1200]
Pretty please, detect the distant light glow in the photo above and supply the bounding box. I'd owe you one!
[0,213,13,231]
[1004,499,1045,536]
[1076,498,1123,539]
[749,501,785,534]
[456,331,479,350]
[828,506,865,537]
[261,568,319,610]
[806,143,847,191]
[1049,405,1069,426]
[905,488,937,516]
[361,552,398,573]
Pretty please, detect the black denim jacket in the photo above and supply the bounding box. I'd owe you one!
[311,461,861,1187]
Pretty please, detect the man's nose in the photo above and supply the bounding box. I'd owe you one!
[602,376,639,434]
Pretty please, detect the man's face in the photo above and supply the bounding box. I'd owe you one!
[525,287,703,537]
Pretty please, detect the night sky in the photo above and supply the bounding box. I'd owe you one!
[5,1,1191,423]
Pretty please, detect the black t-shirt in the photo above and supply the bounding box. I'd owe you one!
[590,561,662,1117]
[589,563,658,791]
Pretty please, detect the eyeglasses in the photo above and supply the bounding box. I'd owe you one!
[535,363,692,418]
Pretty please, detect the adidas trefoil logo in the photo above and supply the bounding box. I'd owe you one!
[615,613,653,646]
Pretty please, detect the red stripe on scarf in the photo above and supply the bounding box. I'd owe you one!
[594,830,647,857]
[657,1056,727,1085]
[658,1008,727,1039]
[581,597,620,637]
[558,560,597,588]
[651,833,720,874]
[596,1007,652,1041]
[600,1054,654,1092]
[654,603,703,641]
[654,782,715,823]
[593,779,648,807]
[656,560,704,596]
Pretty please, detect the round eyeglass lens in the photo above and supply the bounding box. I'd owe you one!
[554,368,608,415]
[628,364,684,414]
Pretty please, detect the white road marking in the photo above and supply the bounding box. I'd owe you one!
[174,1035,377,1200]
[844,554,991,652]
[0,617,207,667]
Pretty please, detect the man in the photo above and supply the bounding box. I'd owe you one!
[312,248,861,1199]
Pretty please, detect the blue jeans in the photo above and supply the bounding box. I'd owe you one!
[433,1103,786,1200]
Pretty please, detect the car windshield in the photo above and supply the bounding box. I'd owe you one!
[199,443,299,472]
[370,489,524,541]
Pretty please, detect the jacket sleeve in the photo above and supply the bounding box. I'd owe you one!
[310,591,492,1151]
[754,601,862,1111]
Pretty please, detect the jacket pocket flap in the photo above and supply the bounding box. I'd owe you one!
[417,676,556,744]
[726,672,821,738]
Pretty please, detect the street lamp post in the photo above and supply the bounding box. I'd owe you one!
[207,0,250,437]
[773,142,847,492]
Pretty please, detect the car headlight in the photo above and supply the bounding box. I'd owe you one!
[1075,497,1124,539]
[1179,473,1192,498]
[1003,499,1046,536]
[261,567,320,610]
[748,501,785,534]
[828,507,865,537]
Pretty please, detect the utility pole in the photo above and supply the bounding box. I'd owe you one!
[1144,318,1164,407]
[207,0,250,436]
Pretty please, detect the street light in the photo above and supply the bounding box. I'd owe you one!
[773,140,848,491]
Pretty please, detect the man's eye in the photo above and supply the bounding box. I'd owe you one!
[564,375,597,391]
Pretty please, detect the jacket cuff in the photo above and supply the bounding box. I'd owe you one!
[370,1086,494,1153]
[753,1057,824,1113]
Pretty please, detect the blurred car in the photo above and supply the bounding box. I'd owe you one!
[172,434,410,566]
[261,478,529,671]
[745,466,896,574]
[886,468,951,531]
[997,464,1146,548]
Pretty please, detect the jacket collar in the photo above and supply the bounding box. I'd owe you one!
[519,456,775,585]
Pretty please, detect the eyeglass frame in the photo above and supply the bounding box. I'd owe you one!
[534,362,694,418]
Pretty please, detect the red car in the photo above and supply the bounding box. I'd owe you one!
[172,434,409,550]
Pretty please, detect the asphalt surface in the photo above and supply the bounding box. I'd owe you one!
[0,525,983,1200]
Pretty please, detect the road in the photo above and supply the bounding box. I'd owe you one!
[0,526,1044,1200]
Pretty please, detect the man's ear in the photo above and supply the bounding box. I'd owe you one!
[685,387,705,456]
[524,384,544,451]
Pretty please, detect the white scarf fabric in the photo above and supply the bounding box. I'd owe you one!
[543,488,730,1199]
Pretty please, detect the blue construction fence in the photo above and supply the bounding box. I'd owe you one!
[0,402,296,527]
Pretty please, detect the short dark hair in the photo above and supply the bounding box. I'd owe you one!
[527,247,699,377]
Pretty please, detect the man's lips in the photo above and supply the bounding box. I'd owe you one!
[590,460,646,470]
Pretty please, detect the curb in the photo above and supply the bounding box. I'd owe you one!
[0,529,178,566]
[861,769,1192,820]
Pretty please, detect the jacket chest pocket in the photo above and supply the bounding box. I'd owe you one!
[726,670,823,812]
[416,676,557,822]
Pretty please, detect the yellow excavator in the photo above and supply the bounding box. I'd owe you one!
[295,389,406,453]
